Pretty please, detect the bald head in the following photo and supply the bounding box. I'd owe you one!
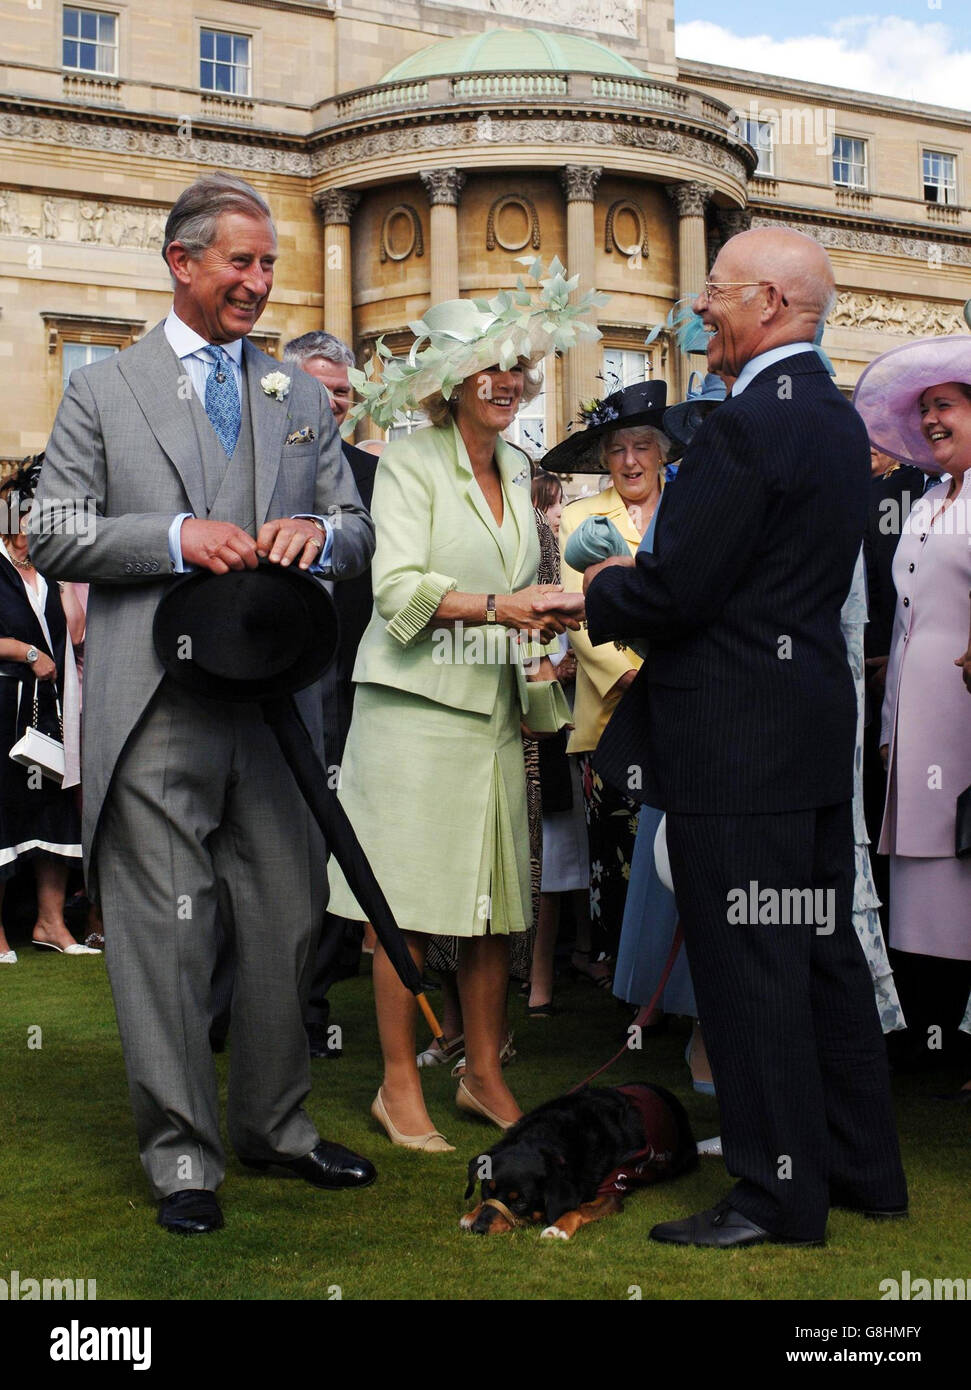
[726,226,835,321]
[695,226,836,378]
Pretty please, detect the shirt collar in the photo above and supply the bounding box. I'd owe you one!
[731,342,814,397]
[164,308,244,366]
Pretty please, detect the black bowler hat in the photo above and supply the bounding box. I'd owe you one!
[153,562,340,703]
[542,380,668,474]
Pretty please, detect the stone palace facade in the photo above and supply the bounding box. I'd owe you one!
[1,0,968,462]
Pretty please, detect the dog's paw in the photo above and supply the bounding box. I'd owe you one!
[540,1225,570,1240]
[459,1213,476,1231]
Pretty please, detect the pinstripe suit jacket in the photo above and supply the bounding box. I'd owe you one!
[586,351,868,814]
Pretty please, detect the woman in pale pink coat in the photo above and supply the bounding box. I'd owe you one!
[855,338,971,971]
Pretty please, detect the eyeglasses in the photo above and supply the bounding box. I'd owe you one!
[702,280,789,307]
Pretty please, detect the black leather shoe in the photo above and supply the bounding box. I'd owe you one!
[242,1140,376,1189]
[650,1199,823,1248]
[157,1189,224,1235]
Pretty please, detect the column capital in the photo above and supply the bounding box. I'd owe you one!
[560,164,602,203]
[419,168,467,206]
[314,187,360,225]
[717,206,752,239]
[664,181,715,219]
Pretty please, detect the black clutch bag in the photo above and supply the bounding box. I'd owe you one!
[956,784,971,859]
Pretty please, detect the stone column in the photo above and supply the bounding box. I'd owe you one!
[314,187,359,350]
[420,168,466,305]
[560,164,602,423]
[665,181,714,395]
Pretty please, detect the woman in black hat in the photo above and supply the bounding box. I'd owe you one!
[544,382,668,971]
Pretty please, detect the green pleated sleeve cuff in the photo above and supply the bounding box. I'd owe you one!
[385,571,458,646]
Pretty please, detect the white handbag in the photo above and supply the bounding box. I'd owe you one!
[9,679,65,785]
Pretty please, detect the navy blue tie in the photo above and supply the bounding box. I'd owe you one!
[203,345,241,458]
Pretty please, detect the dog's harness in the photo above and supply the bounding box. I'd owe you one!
[481,1197,527,1228]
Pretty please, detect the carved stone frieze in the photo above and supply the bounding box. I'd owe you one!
[0,187,166,249]
[750,215,971,268]
[313,120,748,187]
[419,168,467,206]
[446,0,637,38]
[828,290,966,336]
[0,111,311,176]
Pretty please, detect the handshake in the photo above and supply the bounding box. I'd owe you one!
[500,584,585,645]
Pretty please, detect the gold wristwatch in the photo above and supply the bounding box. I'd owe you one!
[486,594,497,624]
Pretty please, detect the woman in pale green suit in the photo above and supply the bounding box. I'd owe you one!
[330,354,584,1148]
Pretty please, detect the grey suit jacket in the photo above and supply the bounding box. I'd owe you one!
[30,320,374,872]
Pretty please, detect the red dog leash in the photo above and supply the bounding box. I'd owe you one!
[568,921,684,1094]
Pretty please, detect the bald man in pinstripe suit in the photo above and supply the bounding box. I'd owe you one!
[576,229,906,1247]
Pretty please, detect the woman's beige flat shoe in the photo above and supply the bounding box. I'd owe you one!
[455,1079,517,1131]
[370,1088,455,1152]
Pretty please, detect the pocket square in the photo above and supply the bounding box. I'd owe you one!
[285,426,316,445]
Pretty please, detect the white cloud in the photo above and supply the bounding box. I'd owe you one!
[676,17,971,111]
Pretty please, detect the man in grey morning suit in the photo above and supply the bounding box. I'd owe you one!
[30,174,377,1234]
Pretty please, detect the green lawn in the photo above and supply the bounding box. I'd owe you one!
[1,950,967,1302]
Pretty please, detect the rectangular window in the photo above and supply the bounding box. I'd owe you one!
[200,29,251,96]
[833,135,868,191]
[601,348,650,396]
[923,150,957,205]
[62,6,117,76]
[62,342,117,393]
[741,118,774,177]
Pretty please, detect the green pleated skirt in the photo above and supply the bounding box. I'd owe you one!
[327,667,531,938]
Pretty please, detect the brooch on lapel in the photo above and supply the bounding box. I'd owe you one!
[285,426,316,445]
[260,371,291,402]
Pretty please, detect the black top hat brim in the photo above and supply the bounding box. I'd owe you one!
[542,381,669,473]
[153,562,340,704]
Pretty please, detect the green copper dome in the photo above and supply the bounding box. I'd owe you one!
[380,27,643,82]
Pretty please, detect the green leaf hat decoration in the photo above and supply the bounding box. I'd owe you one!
[345,257,609,430]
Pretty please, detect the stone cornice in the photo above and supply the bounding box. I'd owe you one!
[750,199,971,250]
[750,206,971,266]
[677,58,971,131]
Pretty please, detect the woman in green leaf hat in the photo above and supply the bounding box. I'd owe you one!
[328,262,599,1148]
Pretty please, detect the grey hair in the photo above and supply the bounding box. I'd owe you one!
[162,173,274,269]
[601,424,671,467]
[283,331,355,371]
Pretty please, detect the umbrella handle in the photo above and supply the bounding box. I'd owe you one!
[415,993,447,1051]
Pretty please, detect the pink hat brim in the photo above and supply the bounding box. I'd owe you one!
[853,335,971,473]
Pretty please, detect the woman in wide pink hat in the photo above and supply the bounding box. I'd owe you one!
[853,336,971,1054]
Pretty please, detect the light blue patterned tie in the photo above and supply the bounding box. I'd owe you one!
[203,345,240,457]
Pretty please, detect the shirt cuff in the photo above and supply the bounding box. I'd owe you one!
[168,513,194,573]
[293,514,334,574]
[385,572,457,646]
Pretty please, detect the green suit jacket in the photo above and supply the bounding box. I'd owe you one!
[352,419,540,715]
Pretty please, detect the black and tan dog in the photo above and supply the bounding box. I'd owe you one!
[461,1082,697,1240]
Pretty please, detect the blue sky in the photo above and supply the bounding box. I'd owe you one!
[675,3,971,109]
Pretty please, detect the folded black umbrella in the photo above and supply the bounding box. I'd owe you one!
[153,561,446,1045]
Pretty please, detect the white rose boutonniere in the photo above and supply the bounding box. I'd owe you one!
[261,371,291,402]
